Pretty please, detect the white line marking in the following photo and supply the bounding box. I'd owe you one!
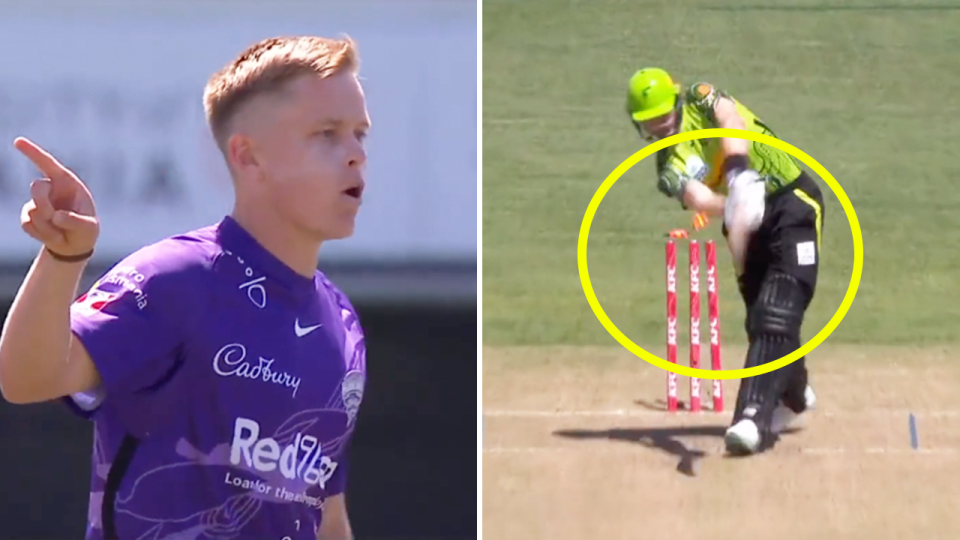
[485,409,731,418]
[483,409,960,418]
[483,446,959,456]
[803,447,958,455]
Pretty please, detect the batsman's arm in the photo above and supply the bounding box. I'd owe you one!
[713,97,750,158]
[710,95,765,241]
[681,180,726,217]
[657,154,724,217]
[687,83,749,158]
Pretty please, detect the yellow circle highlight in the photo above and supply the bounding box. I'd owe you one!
[578,128,863,380]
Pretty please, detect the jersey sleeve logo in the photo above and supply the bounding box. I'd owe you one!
[74,286,122,315]
[73,266,150,316]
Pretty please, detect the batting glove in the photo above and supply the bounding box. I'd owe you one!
[692,212,709,231]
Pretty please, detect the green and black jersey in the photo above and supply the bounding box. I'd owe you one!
[655,82,803,204]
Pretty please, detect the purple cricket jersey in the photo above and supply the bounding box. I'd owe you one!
[63,216,367,540]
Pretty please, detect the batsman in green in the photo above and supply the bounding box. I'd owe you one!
[626,67,823,455]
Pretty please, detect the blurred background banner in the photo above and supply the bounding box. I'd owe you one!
[0,0,477,303]
[0,1,477,539]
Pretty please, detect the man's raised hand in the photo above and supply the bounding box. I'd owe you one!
[14,137,99,259]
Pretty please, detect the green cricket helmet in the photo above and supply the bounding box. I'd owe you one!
[626,68,682,141]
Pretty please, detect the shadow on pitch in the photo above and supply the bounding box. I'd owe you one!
[553,425,727,477]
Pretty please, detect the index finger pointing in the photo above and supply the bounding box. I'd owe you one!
[13,137,78,183]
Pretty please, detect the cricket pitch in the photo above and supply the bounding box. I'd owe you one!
[482,345,960,540]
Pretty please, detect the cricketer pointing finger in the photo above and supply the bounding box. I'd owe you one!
[626,67,824,455]
[0,36,369,539]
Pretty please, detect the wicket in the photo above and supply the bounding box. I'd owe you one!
[665,239,723,412]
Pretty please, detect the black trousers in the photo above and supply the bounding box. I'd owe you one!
[727,171,824,412]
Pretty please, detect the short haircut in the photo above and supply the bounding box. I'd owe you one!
[203,35,360,148]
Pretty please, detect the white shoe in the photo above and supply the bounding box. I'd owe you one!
[725,418,761,455]
[771,385,817,434]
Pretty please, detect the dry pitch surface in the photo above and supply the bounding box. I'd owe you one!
[483,345,960,539]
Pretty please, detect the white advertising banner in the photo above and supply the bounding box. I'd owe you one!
[0,1,477,265]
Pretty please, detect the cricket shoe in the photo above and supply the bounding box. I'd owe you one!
[724,418,761,455]
[771,385,817,435]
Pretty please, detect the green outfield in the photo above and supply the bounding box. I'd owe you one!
[483,1,960,539]
[483,0,960,348]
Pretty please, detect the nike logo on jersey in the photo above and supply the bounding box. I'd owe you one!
[294,319,322,337]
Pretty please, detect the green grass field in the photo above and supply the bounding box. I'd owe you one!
[483,0,960,349]
[483,4,960,537]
